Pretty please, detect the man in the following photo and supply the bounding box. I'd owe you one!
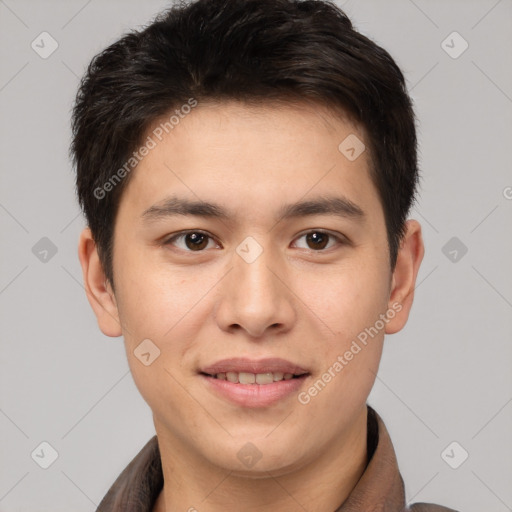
[71,0,458,510]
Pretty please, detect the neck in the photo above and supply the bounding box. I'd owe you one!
[154,407,368,512]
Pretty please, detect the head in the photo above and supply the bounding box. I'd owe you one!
[74,0,423,477]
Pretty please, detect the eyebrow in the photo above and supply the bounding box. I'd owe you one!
[141,195,365,223]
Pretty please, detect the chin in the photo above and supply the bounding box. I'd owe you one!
[201,435,309,477]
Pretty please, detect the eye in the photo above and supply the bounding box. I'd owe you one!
[164,231,219,251]
[292,230,343,251]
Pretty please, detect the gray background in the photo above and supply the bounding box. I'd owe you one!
[1,0,511,510]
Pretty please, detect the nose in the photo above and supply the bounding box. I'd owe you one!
[214,243,296,339]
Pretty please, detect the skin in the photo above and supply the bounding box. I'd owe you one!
[78,100,424,512]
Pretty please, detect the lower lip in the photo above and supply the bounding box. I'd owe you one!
[201,374,308,407]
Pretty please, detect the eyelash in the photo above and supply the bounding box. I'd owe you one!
[162,229,346,252]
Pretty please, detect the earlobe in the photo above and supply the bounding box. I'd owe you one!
[385,220,424,335]
[78,227,123,337]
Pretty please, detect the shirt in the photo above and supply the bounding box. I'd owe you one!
[96,406,459,511]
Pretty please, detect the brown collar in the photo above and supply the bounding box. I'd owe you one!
[96,406,455,512]
[335,406,405,511]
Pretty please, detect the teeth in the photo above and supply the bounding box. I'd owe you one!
[214,371,301,384]
[226,372,238,383]
[239,372,255,384]
[255,373,274,385]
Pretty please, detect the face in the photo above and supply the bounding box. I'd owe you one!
[81,100,422,476]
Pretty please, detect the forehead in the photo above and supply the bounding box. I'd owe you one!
[117,100,381,224]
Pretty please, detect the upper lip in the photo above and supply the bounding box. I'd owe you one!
[200,357,309,375]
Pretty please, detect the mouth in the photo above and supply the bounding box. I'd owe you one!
[200,357,310,383]
[199,358,310,407]
[201,371,307,384]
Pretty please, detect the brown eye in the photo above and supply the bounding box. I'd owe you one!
[306,232,329,250]
[184,232,209,250]
[293,230,342,251]
[165,231,217,251]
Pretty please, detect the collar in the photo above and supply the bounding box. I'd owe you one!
[334,406,405,511]
[96,406,451,512]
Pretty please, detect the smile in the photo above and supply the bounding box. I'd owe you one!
[199,358,310,407]
[206,371,305,384]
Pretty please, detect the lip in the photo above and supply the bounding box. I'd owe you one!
[199,358,310,408]
[200,357,309,375]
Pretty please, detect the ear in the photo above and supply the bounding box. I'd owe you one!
[385,219,424,335]
[78,227,122,337]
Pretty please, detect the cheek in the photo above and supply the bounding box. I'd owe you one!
[112,251,221,401]
[113,267,201,417]
[298,257,390,342]
[113,248,211,341]
[296,275,387,426]
[296,253,389,400]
